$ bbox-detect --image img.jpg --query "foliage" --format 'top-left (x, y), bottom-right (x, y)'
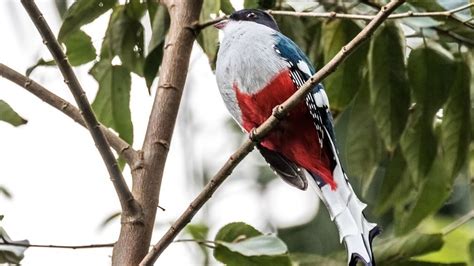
top-left (15, 0), bottom-right (474, 265)
top-left (0, 216), bottom-right (29, 264)
top-left (0, 100), bottom-right (27, 127)
top-left (213, 222), bottom-right (291, 266)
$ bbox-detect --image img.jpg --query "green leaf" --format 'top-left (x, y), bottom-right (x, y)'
top-left (221, 0), bottom-right (235, 14)
top-left (374, 233), bottom-right (444, 264)
top-left (400, 109), bottom-right (438, 185)
top-left (0, 226), bottom-right (28, 264)
top-left (393, 261), bottom-right (466, 266)
top-left (125, 0), bottom-right (146, 20)
top-left (278, 207), bottom-right (342, 255)
top-left (243, 0), bottom-right (258, 8)
top-left (219, 235), bottom-right (288, 257)
top-left (54, 0), bottom-right (68, 19)
top-left (0, 186), bottom-right (12, 199)
top-left (58, 0), bottom-right (117, 42)
top-left (197, 0), bottom-right (220, 69)
top-left (186, 224), bottom-right (209, 240)
top-left (368, 22), bottom-right (410, 151)
top-left (99, 211), bottom-right (121, 229)
top-left (469, 239), bottom-right (474, 265)
top-left (144, 4), bottom-right (170, 89)
top-left (25, 58), bottom-right (56, 77)
top-left (0, 100), bottom-right (27, 127)
top-left (109, 6), bottom-right (145, 76)
top-left (213, 222), bottom-right (291, 266)
top-left (290, 253), bottom-right (345, 266)
top-left (373, 148), bottom-right (411, 215)
top-left (402, 44), bottom-right (455, 182)
top-left (243, 0), bottom-right (275, 9)
top-left (215, 222), bottom-right (262, 242)
top-left (63, 30), bottom-right (96, 66)
top-left (395, 155), bottom-right (452, 234)
top-left (408, 44), bottom-right (455, 116)
top-left (91, 61), bottom-right (133, 145)
top-left (335, 81), bottom-right (383, 192)
top-left (322, 20), bottom-right (368, 111)
top-left (407, 0), bottom-right (445, 11)
top-left (441, 61), bottom-right (471, 178)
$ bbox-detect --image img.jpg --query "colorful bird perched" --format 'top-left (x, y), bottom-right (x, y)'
top-left (215, 9), bottom-right (380, 266)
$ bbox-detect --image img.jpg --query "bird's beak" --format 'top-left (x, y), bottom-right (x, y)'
top-left (214, 19), bottom-right (229, 30)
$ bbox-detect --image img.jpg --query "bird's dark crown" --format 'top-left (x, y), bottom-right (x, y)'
top-left (229, 9), bottom-right (279, 31)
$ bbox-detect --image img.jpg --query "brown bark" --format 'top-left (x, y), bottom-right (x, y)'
top-left (111, 0), bottom-right (203, 264)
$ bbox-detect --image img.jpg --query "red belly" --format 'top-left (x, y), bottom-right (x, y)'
top-left (234, 69), bottom-right (335, 188)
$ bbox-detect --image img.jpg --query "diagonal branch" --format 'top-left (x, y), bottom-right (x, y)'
top-left (0, 64), bottom-right (138, 167)
top-left (140, 0), bottom-right (406, 264)
top-left (20, 0), bottom-right (142, 222)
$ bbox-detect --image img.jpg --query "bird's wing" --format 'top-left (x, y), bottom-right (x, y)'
top-left (257, 144), bottom-right (308, 190)
top-left (273, 33), bottom-right (337, 175)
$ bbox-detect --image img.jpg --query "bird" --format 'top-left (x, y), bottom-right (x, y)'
top-left (214, 9), bottom-right (380, 266)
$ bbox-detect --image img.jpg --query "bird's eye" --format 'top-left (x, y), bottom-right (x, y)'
top-left (246, 12), bottom-right (257, 19)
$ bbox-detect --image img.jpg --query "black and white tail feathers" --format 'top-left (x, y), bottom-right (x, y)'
top-left (307, 127), bottom-right (380, 266)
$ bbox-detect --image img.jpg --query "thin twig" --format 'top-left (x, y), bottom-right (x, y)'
top-left (141, 1), bottom-right (405, 264)
top-left (20, 0), bottom-right (142, 222)
top-left (0, 64), bottom-right (138, 166)
top-left (0, 240), bottom-right (115, 249)
top-left (268, 3), bottom-right (474, 29)
top-left (191, 16), bottom-right (228, 33)
top-left (361, 0), bottom-right (474, 47)
top-left (174, 239), bottom-right (216, 249)
top-left (0, 238), bottom-right (215, 250)
top-left (196, 3), bottom-right (474, 28)
top-left (442, 210), bottom-right (474, 235)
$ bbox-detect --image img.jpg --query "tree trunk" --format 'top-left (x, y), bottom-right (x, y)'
top-left (111, 0), bottom-right (203, 264)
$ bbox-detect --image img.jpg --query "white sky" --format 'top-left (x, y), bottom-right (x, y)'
top-left (0, 1), bottom-right (318, 265)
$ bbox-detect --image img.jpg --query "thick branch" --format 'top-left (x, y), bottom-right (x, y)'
top-left (20, 0), bottom-right (141, 222)
top-left (0, 64), bottom-right (138, 166)
top-left (112, 0), bottom-right (203, 264)
top-left (141, 0), bottom-right (406, 264)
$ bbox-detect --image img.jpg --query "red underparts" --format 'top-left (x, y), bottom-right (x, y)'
top-left (234, 69), bottom-right (336, 189)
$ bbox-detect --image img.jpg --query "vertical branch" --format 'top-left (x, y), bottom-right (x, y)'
top-left (20, 0), bottom-right (141, 221)
top-left (111, 0), bottom-right (203, 264)
top-left (140, 0), bottom-right (406, 264)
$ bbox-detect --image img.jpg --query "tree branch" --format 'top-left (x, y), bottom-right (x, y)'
top-left (0, 239), bottom-right (115, 249)
top-left (442, 209), bottom-right (474, 235)
top-left (112, 0), bottom-right (203, 264)
top-left (267, 2), bottom-right (473, 27)
top-left (141, 0), bottom-right (406, 264)
top-left (20, 0), bottom-right (142, 222)
top-left (196, 3), bottom-right (474, 45)
top-left (0, 64), bottom-right (138, 167)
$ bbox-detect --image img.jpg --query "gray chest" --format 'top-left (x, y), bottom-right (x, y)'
top-left (215, 22), bottom-right (288, 124)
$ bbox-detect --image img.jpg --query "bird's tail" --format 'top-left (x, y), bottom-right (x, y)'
top-left (308, 166), bottom-right (380, 265)
top-left (308, 131), bottom-right (380, 265)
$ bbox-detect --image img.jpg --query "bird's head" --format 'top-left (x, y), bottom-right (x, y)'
top-left (214, 9), bottom-right (279, 32)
